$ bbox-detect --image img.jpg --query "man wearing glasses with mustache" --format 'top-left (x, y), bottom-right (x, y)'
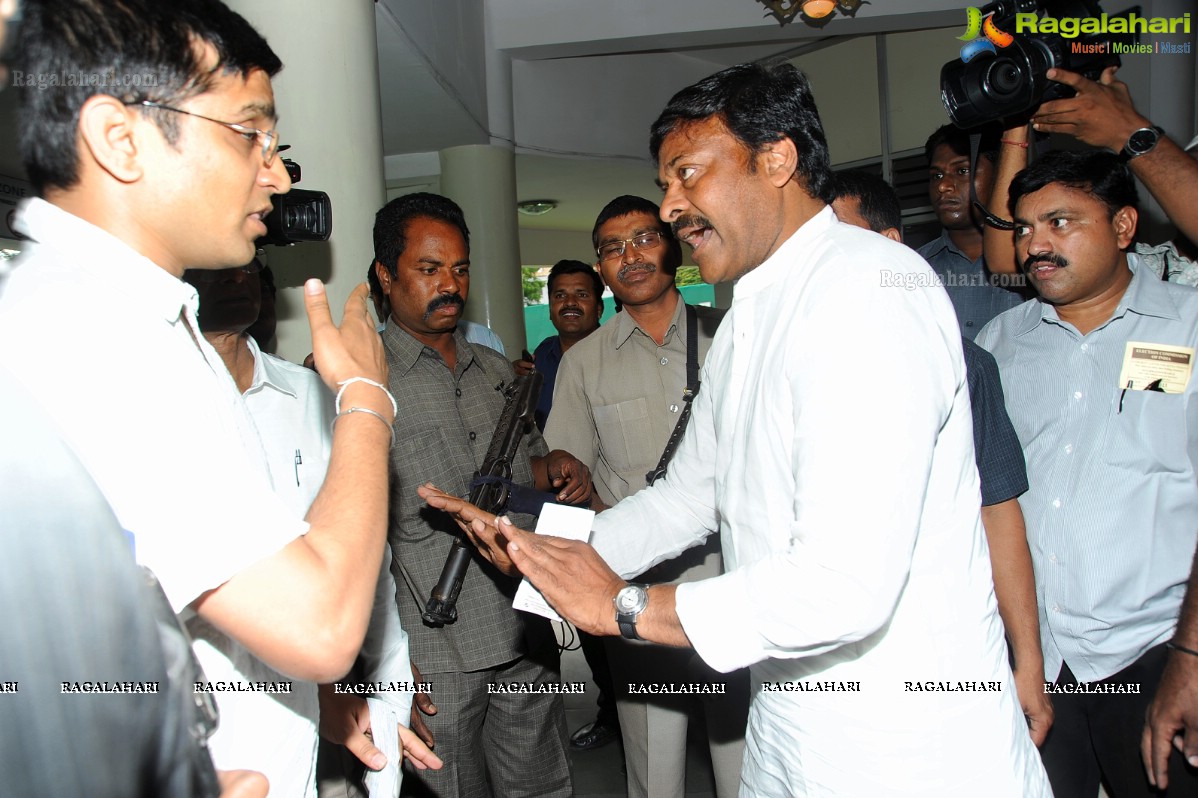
top-left (544, 195), bottom-right (745, 798)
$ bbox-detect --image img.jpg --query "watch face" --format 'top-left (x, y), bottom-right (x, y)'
top-left (616, 585), bottom-right (646, 613)
top-left (1128, 127), bottom-right (1159, 155)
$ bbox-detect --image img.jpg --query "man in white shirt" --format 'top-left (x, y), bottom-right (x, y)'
top-left (185, 261), bottom-right (439, 794)
top-left (0, 1), bottom-right (436, 792)
top-left (422, 62), bottom-right (1052, 796)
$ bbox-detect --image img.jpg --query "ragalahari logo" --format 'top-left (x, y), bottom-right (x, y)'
top-left (957, 7), bottom-right (1015, 62)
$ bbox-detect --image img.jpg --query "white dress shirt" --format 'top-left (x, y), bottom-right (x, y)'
top-left (0, 199), bottom-right (310, 797)
top-left (203, 338), bottom-right (412, 796)
top-left (0, 199), bottom-right (307, 608)
top-left (590, 208), bottom-right (1051, 796)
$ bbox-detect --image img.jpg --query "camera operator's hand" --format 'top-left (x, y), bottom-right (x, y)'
top-left (1032, 66), bottom-right (1198, 248)
top-left (1031, 66), bottom-right (1150, 152)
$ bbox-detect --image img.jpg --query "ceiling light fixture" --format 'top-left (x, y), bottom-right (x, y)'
top-left (757, 0), bottom-right (865, 25)
top-left (802, 0), bottom-right (836, 17)
top-left (517, 199), bottom-right (558, 216)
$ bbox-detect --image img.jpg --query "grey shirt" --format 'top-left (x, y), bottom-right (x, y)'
top-left (382, 325), bottom-right (550, 675)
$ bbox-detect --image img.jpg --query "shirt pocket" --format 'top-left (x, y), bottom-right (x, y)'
top-left (390, 426), bottom-right (462, 538)
top-left (593, 397), bottom-right (657, 474)
top-left (1102, 390), bottom-right (1190, 474)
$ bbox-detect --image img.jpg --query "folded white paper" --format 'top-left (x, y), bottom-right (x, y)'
top-left (512, 503), bottom-right (596, 621)
top-left (364, 697), bottom-right (401, 798)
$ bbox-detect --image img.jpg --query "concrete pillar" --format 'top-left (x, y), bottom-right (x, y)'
top-left (225, 0), bottom-right (386, 363)
top-left (439, 144), bottom-right (527, 355)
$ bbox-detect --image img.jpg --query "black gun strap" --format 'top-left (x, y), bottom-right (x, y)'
top-left (646, 303), bottom-right (699, 486)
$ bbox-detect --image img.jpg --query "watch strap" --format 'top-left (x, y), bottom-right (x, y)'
top-left (618, 620), bottom-right (641, 640)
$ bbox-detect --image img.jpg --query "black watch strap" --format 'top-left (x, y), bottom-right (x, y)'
top-left (618, 619), bottom-right (641, 640)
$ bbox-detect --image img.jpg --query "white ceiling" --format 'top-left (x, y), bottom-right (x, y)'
top-left (373, 0), bottom-right (965, 233)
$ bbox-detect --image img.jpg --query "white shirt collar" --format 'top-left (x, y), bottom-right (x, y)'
top-left (244, 334), bottom-right (298, 399)
top-left (16, 197), bottom-right (197, 324)
top-left (733, 205), bottom-right (835, 300)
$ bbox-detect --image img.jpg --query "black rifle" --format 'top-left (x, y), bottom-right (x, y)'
top-left (422, 371), bottom-right (543, 625)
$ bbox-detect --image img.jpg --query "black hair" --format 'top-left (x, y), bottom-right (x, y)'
top-left (16, 0), bottom-right (282, 195)
top-left (830, 171), bottom-right (903, 234)
top-left (1009, 150), bottom-right (1138, 219)
top-left (366, 259), bottom-right (391, 320)
top-left (547, 259), bottom-right (604, 314)
top-left (366, 259), bottom-right (383, 294)
top-left (649, 62), bottom-right (833, 203)
top-left (924, 122), bottom-right (1001, 166)
top-left (373, 192), bottom-right (470, 278)
top-left (591, 195), bottom-right (682, 276)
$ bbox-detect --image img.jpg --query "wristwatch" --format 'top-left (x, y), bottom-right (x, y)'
top-left (614, 583), bottom-right (649, 640)
top-left (1120, 125), bottom-right (1164, 161)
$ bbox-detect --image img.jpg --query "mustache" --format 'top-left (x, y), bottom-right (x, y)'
top-left (424, 293), bottom-right (464, 318)
top-left (670, 214), bottom-right (714, 239)
top-left (1021, 252), bottom-right (1069, 273)
top-left (617, 262), bottom-right (655, 282)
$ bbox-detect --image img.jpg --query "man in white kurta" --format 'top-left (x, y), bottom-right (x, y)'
top-left (420, 62), bottom-right (1051, 797)
top-left (586, 207), bottom-right (1048, 795)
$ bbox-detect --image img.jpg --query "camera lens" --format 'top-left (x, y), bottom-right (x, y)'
top-left (285, 205), bottom-right (317, 230)
top-left (983, 57), bottom-right (1024, 99)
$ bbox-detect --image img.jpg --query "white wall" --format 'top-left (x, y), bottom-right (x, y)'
top-left (513, 52), bottom-right (720, 160)
top-left (519, 227), bottom-right (595, 266)
top-left (883, 28), bottom-right (963, 153)
top-left (792, 36), bottom-right (882, 165)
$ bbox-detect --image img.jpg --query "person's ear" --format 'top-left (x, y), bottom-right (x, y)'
top-left (758, 137), bottom-right (800, 189)
top-left (374, 259), bottom-right (393, 293)
top-left (1112, 205), bottom-right (1137, 250)
top-left (77, 95), bottom-right (146, 184)
top-left (882, 227), bottom-right (903, 243)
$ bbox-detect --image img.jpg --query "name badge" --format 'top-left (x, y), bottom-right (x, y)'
top-left (1117, 342), bottom-right (1194, 394)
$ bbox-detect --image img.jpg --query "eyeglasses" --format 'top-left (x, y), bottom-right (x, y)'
top-left (597, 231), bottom-right (664, 262)
top-left (185, 260), bottom-right (264, 283)
top-left (135, 100), bottom-right (280, 167)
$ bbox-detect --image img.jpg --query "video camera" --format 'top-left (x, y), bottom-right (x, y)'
top-left (940, 0), bottom-right (1136, 128)
top-left (256, 157), bottom-right (332, 246)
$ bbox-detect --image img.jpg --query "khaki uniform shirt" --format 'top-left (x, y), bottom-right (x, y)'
top-left (546, 295), bottom-right (724, 582)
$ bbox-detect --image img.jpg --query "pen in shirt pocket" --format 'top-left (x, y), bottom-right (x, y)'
top-left (1119, 378), bottom-right (1166, 413)
top-left (294, 449), bottom-right (302, 486)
